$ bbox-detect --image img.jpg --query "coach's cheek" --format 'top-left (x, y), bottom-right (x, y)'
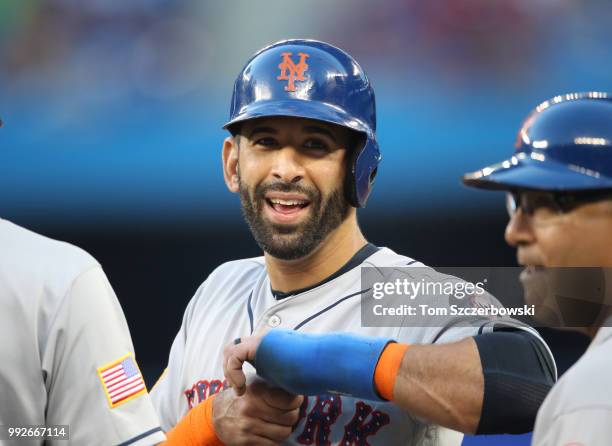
top-left (520, 267), bottom-right (562, 327)
top-left (548, 267), bottom-right (609, 327)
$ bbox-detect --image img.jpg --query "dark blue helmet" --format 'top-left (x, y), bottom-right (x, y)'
top-left (223, 39), bottom-right (380, 208)
top-left (463, 92), bottom-right (612, 191)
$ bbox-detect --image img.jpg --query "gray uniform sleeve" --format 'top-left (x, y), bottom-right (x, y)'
top-left (42, 266), bottom-right (165, 446)
top-left (534, 408), bottom-right (612, 446)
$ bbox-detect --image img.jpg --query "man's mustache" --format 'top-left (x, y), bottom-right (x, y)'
top-left (254, 182), bottom-right (319, 203)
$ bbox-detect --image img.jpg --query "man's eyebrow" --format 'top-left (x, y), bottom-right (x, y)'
top-left (248, 126), bottom-right (278, 138)
top-left (303, 125), bottom-right (337, 143)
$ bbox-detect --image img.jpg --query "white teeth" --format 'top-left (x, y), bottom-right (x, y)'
top-left (269, 199), bottom-right (307, 206)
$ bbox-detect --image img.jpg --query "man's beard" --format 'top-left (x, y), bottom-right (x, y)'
top-left (239, 177), bottom-right (351, 260)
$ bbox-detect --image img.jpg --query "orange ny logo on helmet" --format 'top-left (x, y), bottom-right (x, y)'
top-left (277, 52), bottom-right (310, 92)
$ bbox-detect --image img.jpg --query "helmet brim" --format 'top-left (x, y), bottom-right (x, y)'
top-left (223, 99), bottom-right (371, 137)
top-left (462, 154), bottom-right (612, 191)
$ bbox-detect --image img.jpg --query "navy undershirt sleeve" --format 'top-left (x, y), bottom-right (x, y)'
top-left (473, 329), bottom-right (555, 434)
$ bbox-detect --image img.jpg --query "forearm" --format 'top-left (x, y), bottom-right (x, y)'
top-left (391, 330), bottom-right (555, 435)
top-left (390, 338), bottom-right (483, 433)
top-left (250, 330), bottom-right (483, 431)
top-left (228, 329), bottom-right (553, 435)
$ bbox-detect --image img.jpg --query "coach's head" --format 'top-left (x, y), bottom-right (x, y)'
top-left (463, 92), bottom-right (612, 332)
top-left (221, 39), bottom-right (380, 261)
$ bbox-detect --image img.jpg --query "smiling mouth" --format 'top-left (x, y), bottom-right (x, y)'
top-left (265, 198), bottom-right (310, 214)
top-left (263, 197), bottom-right (312, 225)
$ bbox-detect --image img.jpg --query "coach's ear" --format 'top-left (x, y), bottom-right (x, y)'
top-left (222, 136), bottom-right (240, 193)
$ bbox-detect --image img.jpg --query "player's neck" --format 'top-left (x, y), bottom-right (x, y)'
top-left (265, 214), bottom-right (367, 293)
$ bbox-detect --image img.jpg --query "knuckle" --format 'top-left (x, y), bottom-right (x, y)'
top-left (249, 380), bottom-right (265, 395)
top-left (282, 413), bottom-right (299, 426)
top-left (241, 419), bottom-right (257, 435)
top-left (236, 419), bottom-right (249, 434)
top-left (283, 426), bottom-right (292, 438)
top-left (287, 408), bottom-right (300, 423)
top-left (241, 403), bottom-right (258, 418)
top-left (290, 398), bottom-right (304, 410)
top-left (274, 426), bottom-right (292, 440)
top-left (237, 402), bottom-right (252, 417)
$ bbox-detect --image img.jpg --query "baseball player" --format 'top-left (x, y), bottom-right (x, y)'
top-left (0, 218), bottom-right (165, 445)
top-left (462, 92), bottom-right (612, 445)
top-left (151, 39), bottom-right (556, 445)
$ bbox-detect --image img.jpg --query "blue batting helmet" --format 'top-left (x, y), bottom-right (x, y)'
top-left (223, 39), bottom-right (380, 208)
top-left (463, 92), bottom-right (612, 191)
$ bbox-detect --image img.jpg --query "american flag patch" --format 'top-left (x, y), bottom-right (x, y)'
top-left (97, 354), bottom-right (147, 408)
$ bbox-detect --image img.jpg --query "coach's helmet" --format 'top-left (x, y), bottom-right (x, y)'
top-left (463, 92), bottom-right (612, 192)
top-left (223, 39), bottom-right (380, 208)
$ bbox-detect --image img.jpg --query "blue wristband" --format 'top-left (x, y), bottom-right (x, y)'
top-left (253, 329), bottom-right (392, 401)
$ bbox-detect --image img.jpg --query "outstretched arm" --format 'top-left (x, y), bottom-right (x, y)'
top-left (224, 329), bottom-right (554, 435)
top-left (224, 332), bottom-right (481, 433)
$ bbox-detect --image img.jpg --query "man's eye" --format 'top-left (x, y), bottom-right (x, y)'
top-left (531, 195), bottom-right (559, 211)
top-left (254, 137), bottom-right (277, 147)
top-left (303, 139), bottom-right (329, 151)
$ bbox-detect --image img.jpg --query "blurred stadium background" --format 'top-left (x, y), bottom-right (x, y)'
top-left (2, 1), bottom-right (608, 443)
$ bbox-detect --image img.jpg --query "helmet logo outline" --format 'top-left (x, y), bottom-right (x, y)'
top-left (277, 52), bottom-right (310, 92)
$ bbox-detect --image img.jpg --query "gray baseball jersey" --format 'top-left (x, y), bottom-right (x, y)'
top-left (0, 219), bottom-right (165, 446)
top-left (152, 244), bottom-right (550, 446)
top-left (532, 319), bottom-right (612, 446)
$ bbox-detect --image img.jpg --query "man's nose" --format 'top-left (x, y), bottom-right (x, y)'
top-left (270, 146), bottom-right (305, 184)
top-left (505, 209), bottom-right (536, 247)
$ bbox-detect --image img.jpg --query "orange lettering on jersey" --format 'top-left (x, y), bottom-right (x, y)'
top-left (277, 52), bottom-right (310, 92)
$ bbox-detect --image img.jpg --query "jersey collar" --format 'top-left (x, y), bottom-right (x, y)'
top-left (271, 243), bottom-right (380, 300)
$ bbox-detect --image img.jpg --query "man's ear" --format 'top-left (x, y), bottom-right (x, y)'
top-left (222, 136), bottom-right (240, 193)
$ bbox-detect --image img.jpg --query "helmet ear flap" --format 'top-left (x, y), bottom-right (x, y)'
top-left (344, 132), bottom-right (380, 208)
top-left (344, 144), bottom-right (361, 208)
top-left (369, 167), bottom-right (378, 184)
